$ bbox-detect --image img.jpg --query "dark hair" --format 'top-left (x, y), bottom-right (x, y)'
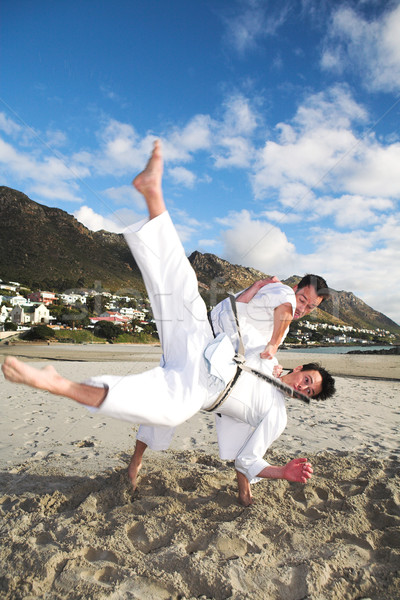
top-left (297, 274), bottom-right (330, 302)
top-left (301, 362), bottom-right (336, 400)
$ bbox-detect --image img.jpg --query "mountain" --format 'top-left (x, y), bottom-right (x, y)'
top-left (1, 186), bottom-right (399, 337)
top-left (0, 186), bottom-right (145, 294)
top-left (188, 250), bottom-right (271, 305)
top-left (189, 254), bottom-right (400, 336)
top-left (281, 276), bottom-right (400, 335)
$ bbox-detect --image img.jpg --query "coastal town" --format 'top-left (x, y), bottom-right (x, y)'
top-left (0, 278), bottom-right (396, 346)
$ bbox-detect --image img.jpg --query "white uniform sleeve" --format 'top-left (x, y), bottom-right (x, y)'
top-left (243, 283), bottom-right (296, 319)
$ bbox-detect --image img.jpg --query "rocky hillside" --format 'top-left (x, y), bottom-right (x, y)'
top-left (1, 186), bottom-right (399, 336)
top-left (0, 186), bottom-right (145, 293)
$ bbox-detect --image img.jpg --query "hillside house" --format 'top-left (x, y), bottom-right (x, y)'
top-left (10, 295), bottom-right (28, 307)
top-left (0, 283), bottom-right (18, 292)
top-left (91, 311), bottom-right (130, 326)
top-left (0, 304), bottom-right (11, 324)
top-left (27, 291), bottom-right (57, 305)
top-left (119, 307), bottom-right (146, 320)
top-left (59, 293), bottom-right (87, 305)
top-left (11, 303), bottom-right (51, 325)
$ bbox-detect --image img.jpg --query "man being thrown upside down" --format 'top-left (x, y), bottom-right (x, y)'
top-left (2, 140), bottom-right (335, 506)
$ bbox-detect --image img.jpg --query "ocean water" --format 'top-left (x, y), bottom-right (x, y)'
top-left (282, 345), bottom-right (394, 355)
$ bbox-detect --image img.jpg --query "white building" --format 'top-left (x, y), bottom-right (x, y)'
top-left (11, 303), bottom-right (51, 325)
top-left (59, 293), bottom-right (87, 305)
top-left (10, 295), bottom-right (29, 307)
top-left (119, 307), bottom-right (146, 320)
top-left (0, 304), bottom-right (11, 323)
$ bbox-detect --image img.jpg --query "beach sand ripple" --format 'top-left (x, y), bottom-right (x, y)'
top-left (1, 348), bottom-right (399, 598)
top-left (0, 450), bottom-right (399, 600)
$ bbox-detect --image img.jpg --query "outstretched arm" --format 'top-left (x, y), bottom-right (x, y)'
top-left (260, 302), bottom-right (293, 359)
top-left (236, 276), bottom-right (280, 303)
top-left (236, 458), bottom-right (313, 506)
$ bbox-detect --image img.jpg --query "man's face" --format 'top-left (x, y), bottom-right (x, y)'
top-left (282, 366), bottom-right (323, 398)
top-left (293, 285), bottom-right (323, 320)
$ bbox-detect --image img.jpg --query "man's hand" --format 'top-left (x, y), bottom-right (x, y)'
top-left (236, 276), bottom-right (280, 304)
top-left (272, 363), bottom-right (283, 378)
top-left (283, 458), bottom-right (313, 483)
top-left (260, 302), bottom-right (293, 360)
top-left (260, 343), bottom-right (278, 360)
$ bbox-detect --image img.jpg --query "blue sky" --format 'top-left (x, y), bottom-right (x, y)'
top-left (1, 0), bottom-right (400, 324)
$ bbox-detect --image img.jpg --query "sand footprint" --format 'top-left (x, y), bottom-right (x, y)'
top-left (93, 565), bottom-right (119, 584)
top-left (85, 547), bottom-right (119, 564)
top-left (127, 521), bottom-right (174, 554)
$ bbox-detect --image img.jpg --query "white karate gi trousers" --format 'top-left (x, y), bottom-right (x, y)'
top-left (88, 211), bottom-right (219, 427)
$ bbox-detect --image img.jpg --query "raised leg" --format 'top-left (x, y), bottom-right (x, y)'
top-left (2, 357), bottom-right (107, 407)
top-left (132, 140), bottom-right (165, 220)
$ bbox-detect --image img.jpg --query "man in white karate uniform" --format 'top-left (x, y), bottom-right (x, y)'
top-left (2, 141), bottom-right (335, 506)
top-left (127, 142), bottom-right (332, 505)
top-left (133, 271), bottom-right (330, 503)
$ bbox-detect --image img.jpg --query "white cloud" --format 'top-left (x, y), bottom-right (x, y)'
top-left (29, 183), bottom-right (82, 203)
top-left (219, 209), bottom-right (296, 274)
top-left (74, 206), bottom-right (119, 232)
top-left (45, 129), bottom-right (67, 148)
top-left (216, 206), bottom-right (400, 323)
top-left (0, 137), bottom-right (89, 202)
top-left (278, 182), bottom-right (317, 211)
top-left (73, 205), bottom-right (142, 233)
top-left (264, 210), bottom-right (302, 224)
top-left (212, 94), bottom-right (259, 168)
top-left (198, 239), bottom-right (219, 248)
top-left (214, 136), bottom-right (253, 168)
top-left (221, 94), bottom-right (259, 136)
top-left (222, 0), bottom-right (289, 55)
top-left (0, 112), bottom-right (21, 136)
top-left (168, 166), bottom-right (196, 188)
top-left (252, 87), bottom-right (365, 200)
top-left (251, 86), bottom-right (400, 229)
top-left (162, 115), bottom-right (213, 164)
top-left (97, 120), bottom-right (143, 172)
top-left (292, 85), bottom-right (368, 130)
top-left (253, 126), bottom-right (357, 196)
top-left (344, 141), bottom-right (400, 197)
top-left (293, 216), bottom-right (400, 324)
top-left (322, 4), bottom-right (400, 93)
top-left (315, 195), bottom-right (394, 228)
top-left (174, 223), bottom-right (199, 244)
top-left (170, 208), bottom-right (207, 243)
top-left (169, 114), bottom-right (213, 154)
top-left (103, 184), bottom-right (146, 210)
top-left (171, 208), bottom-right (210, 237)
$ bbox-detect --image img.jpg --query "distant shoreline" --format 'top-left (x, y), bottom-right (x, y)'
top-left (282, 343), bottom-right (396, 350)
top-left (346, 346), bottom-right (400, 355)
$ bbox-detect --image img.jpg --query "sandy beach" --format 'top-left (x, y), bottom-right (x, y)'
top-left (1, 344), bottom-right (399, 599)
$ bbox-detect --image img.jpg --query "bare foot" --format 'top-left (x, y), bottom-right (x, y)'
top-left (127, 457), bottom-right (142, 492)
top-left (2, 356), bottom-right (107, 407)
top-left (2, 356), bottom-right (63, 392)
top-left (238, 491), bottom-right (254, 507)
top-left (133, 140), bottom-right (165, 219)
top-left (127, 440), bottom-right (148, 491)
